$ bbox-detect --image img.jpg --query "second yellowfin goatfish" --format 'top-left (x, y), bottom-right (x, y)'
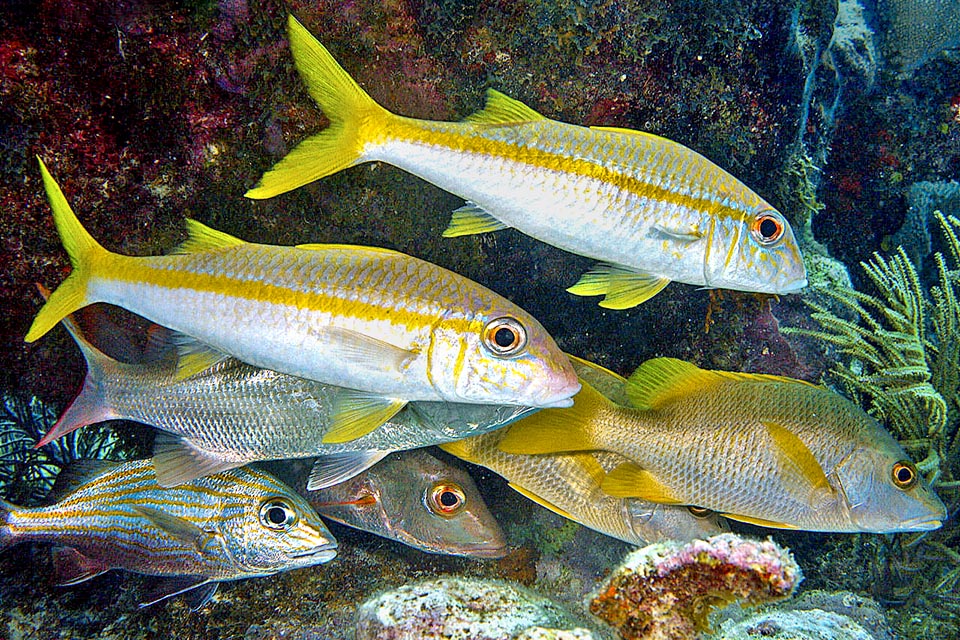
top-left (25, 159), bottom-right (579, 444)
top-left (499, 358), bottom-right (946, 533)
top-left (0, 460), bottom-right (336, 609)
top-left (245, 16), bottom-right (807, 308)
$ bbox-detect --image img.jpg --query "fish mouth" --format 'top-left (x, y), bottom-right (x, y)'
top-left (293, 544), bottom-right (339, 563)
top-left (459, 542), bottom-right (509, 559)
top-left (896, 515), bottom-right (944, 532)
top-left (779, 278), bottom-right (808, 293)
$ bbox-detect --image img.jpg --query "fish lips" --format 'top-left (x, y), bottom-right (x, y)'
top-left (292, 543), bottom-right (339, 563)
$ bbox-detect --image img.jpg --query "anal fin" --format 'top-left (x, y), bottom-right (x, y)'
top-left (566, 263), bottom-right (670, 309)
top-left (600, 462), bottom-right (684, 504)
top-left (508, 483), bottom-right (575, 521)
top-left (53, 547), bottom-right (112, 586)
top-left (152, 432), bottom-right (244, 488)
top-left (138, 575), bottom-right (217, 609)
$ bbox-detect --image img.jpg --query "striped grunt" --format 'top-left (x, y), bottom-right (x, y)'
top-left (442, 357), bottom-right (724, 545)
top-left (36, 305), bottom-right (535, 488)
top-left (498, 358), bottom-right (946, 533)
top-left (0, 459), bottom-right (337, 609)
top-left (245, 15), bottom-right (807, 308)
top-left (25, 159), bottom-right (579, 444)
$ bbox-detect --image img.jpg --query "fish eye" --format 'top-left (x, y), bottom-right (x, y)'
top-left (751, 210), bottom-right (786, 246)
top-left (259, 498), bottom-right (298, 530)
top-left (891, 461), bottom-right (918, 489)
top-left (482, 317), bottom-right (527, 358)
top-left (426, 482), bottom-right (466, 516)
top-left (687, 505), bottom-right (714, 519)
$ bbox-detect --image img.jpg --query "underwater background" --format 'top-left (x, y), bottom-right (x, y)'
top-left (1, 0), bottom-right (959, 638)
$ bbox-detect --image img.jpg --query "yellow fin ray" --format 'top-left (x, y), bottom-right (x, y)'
top-left (625, 358), bottom-right (726, 410)
top-left (600, 462), bottom-right (684, 504)
top-left (566, 263), bottom-right (670, 309)
top-left (721, 513), bottom-right (800, 530)
top-left (497, 381), bottom-right (610, 455)
top-left (26, 158), bottom-right (113, 343)
top-left (324, 391), bottom-right (406, 444)
top-left (442, 202), bottom-right (509, 238)
top-left (464, 89), bottom-right (545, 125)
top-left (508, 482), bottom-right (575, 521)
top-left (245, 15), bottom-right (389, 199)
top-left (763, 420), bottom-right (834, 499)
top-left (173, 219), bottom-right (245, 254)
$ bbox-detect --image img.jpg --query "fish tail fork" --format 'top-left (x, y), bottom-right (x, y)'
top-left (245, 15), bottom-right (391, 199)
top-left (25, 158), bottom-right (111, 344)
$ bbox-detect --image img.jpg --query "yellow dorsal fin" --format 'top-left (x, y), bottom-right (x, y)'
top-left (464, 89), bottom-right (545, 125)
top-left (762, 420), bottom-right (833, 497)
top-left (508, 483), bottom-right (575, 521)
top-left (600, 462), bottom-right (684, 504)
top-left (627, 358), bottom-right (823, 411)
top-left (625, 358), bottom-right (724, 410)
top-left (497, 381), bottom-right (610, 455)
top-left (295, 243), bottom-right (403, 256)
top-left (721, 512), bottom-right (800, 530)
top-left (566, 263), bottom-right (671, 309)
top-left (173, 219), bottom-right (245, 254)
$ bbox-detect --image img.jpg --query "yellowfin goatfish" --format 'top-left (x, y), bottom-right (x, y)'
top-left (283, 450), bottom-right (507, 558)
top-left (0, 459), bottom-right (337, 609)
top-left (499, 358), bottom-right (946, 533)
top-left (35, 306), bottom-right (535, 488)
top-left (442, 357), bottom-right (724, 545)
top-left (245, 15), bottom-right (807, 308)
top-left (25, 159), bottom-right (579, 445)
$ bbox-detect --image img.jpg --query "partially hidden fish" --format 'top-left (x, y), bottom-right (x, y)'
top-left (0, 459), bottom-right (337, 609)
top-left (35, 306), bottom-right (536, 489)
top-left (25, 158), bottom-right (579, 446)
top-left (441, 357), bottom-right (724, 545)
top-left (245, 15), bottom-right (807, 309)
top-left (498, 358), bottom-right (946, 533)
top-left (274, 450), bottom-right (507, 558)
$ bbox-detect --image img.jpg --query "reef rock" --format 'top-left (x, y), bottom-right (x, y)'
top-left (711, 609), bottom-right (875, 640)
top-left (588, 533), bottom-right (802, 640)
top-left (355, 577), bottom-right (577, 640)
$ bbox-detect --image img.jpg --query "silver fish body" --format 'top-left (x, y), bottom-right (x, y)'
top-left (0, 459), bottom-right (337, 607)
top-left (277, 450), bottom-right (507, 558)
top-left (40, 315), bottom-right (535, 488)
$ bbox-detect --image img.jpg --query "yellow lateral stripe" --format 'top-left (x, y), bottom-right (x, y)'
top-left (389, 117), bottom-right (751, 223)
top-left (111, 258), bottom-right (479, 333)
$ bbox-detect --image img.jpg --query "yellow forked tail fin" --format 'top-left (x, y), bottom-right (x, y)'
top-left (245, 15), bottom-right (390, 199)
top-left (25, 158), bottom-right (111, 343)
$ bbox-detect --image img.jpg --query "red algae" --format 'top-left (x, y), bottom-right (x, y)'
top-left (588, 533), bottom-right (801, 640)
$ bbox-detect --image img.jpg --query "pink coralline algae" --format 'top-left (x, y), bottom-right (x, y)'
top-left (588, 533), bottom-right (802, 640)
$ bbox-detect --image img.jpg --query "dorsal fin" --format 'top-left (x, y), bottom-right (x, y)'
top-left (625, 358), bottom-right (723, 410)
top-left (172, 219), bottom-right (245, 254)
top-left (45, 460), bottom-right (118, 503)
top-left (464, 89), bottom-right (545, 125)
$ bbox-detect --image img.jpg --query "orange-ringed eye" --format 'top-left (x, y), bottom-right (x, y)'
top-left (483, 317), bottom-right (527, 357)
top-left (751, 210), bottom-right (786, 246)
top-left (427, 483), bottom-right (466, 516)
top-left (891, 461), bottom-right (918, 489)
top-left (687, 506), bottom-right (713, 519)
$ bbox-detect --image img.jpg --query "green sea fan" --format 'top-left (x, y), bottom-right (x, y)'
top-left (0, 391), bottom-right (125, 505)
top-left (785, 212), bottom-right (960, 484)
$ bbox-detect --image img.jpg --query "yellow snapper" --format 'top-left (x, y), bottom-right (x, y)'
top-left (25, 159), bottom-right (579, 443)
top-left (0, 459), bottom-right (336, 609)
top-left (245, 15), bottom-right (807, 309)
top-left (499, 358), bottom-right (946, 533)
top-left (443, 355), bottom-right (724, 544)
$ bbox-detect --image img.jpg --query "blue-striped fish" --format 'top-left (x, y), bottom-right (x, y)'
top-left (35, 307), bottom-right (535, 488)
top-left (0, 460), bottom-right (337, 609)
top-left (280, 450), bottom-right (507, 558)
top-left (245, 15), bottom-right (807, 308)
top-left (25, 159), bottom-right (579, 445)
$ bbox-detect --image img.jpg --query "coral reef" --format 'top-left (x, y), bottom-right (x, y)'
top-left (711, 609), bottom-right (875, 640)
top-left (355, 576), bottom-right (581, 640)
top-left (516, 628), bottom-right (598, 640)
top-left (588, 534), bottom-right (801, 640)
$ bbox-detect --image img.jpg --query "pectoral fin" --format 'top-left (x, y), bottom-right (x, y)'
top-left (319, 327), bottom-right (417, 374)
top-left (763, 420), bottom-right (834, 501)
top-left (152, 432), bottom-right (244, 488)
top-left (720, 512), bottom-right (800, 530)
top-left (600, 462), bottom-right (684, 504)
top-left (567, 263), bottom-right (670, 309)
top-left (651, 223), bottom-right (704, 243)
top-left (442, 202), bottom-right (509, 238)
top-left (324, 391), bottom-right (406, 444)
top-left (306, 450), bottom-right (392, 490)
top-left (133, 505), bottom-right (211, 550)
